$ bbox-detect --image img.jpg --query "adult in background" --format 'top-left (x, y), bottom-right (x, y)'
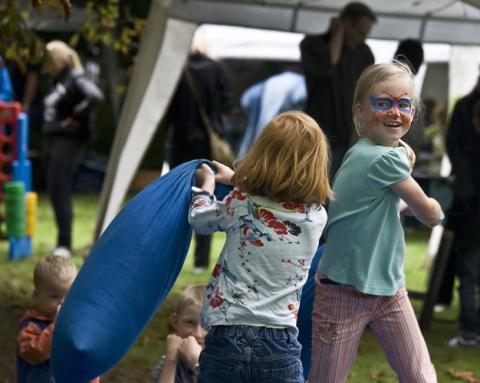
top-left (300, 2), bottom-right (376, 179)
top-left (165, 33), bottom-right (233, 272)
top-left (445, 74), bottom-right (480, 347)
top-left (394, 38), bottom-right (424, 76)
top-left (238, 64), bottom-right (306, 157)
top-left (43, 40), bottom-right (104, 257)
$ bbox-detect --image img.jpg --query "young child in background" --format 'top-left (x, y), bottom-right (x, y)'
top-left (189, 111), bottom-right (332, 383)
top-left (153, 285), bottom-right (207, 383)
top-left (17, 255), bottom-right (100, 383)
top-left (309, 62), bottom-right (444, 382)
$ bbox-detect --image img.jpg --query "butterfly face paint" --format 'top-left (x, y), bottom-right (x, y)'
top-left (359, 76), bottom-right (415, 147)
top-left (370, 96), bottom-right (413, 115)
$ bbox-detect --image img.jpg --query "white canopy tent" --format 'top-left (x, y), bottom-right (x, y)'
top-left (94, 0), bottom-right (480, 237)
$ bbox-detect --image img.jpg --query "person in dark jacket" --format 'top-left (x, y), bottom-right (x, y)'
top-left (445, 76), bottom-right (480, 347)
top-left (43, 40), bottom-right (104, 257)
top-left (300, 2), bottom-right (376, 179)
top-left (165, 34), bottom-right (233, 272)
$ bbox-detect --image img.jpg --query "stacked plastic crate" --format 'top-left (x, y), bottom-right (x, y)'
top-left (0, 101), bottom-right (36, 260)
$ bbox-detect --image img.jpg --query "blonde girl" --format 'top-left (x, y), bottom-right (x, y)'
top-left (188, 111), bottom-right (332, 383)
top-left (309, 62), bottom-right (443, 383)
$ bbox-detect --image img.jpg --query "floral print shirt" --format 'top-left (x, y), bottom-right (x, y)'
top-left (188, 188), bottom-right (327, 329)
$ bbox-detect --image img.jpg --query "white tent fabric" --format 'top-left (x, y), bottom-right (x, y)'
top-left (194, 24), bottom-right (452, 63)
top-left (94, 4), bottom-right (197, 236)
top-left (95, 0), bottom-right (480, 236)
top-left (171, 0), bottom-right (480, 45)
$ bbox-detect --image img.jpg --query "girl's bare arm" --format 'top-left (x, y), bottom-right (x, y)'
top-left (392, 176), bottom-right (444, 227)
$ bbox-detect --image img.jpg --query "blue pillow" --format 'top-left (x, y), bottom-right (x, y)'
top-left (51, 160), bottom-right (231, 383)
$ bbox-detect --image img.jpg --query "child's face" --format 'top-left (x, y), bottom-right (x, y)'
top-left (34, 275), bottom-right (75, 317)
top-left (170, 305), bottom-right (207, 347)
top-left (357, 75), bottom-right (415, 147)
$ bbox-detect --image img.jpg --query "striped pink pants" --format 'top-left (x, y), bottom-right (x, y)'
top-left (309, 273), bottom-right (437, 383)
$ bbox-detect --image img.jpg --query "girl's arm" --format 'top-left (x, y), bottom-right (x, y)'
top-left (189, 164), bottom-right (232, 234)
top-left (212, 161), bottom-right (234, 186)
top-left (392, 176), bottom-right (444, 227)
top-left (195, 164), bottom-right (215, 194)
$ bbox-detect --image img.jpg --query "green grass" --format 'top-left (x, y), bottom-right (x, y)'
top-left (0, 194), bottom-right (478, 382)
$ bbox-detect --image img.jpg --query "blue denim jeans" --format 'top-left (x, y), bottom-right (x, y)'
top-left (455, 243), bottom-right (480, 339)
top-left (197, 325), bottom-right (304, 383)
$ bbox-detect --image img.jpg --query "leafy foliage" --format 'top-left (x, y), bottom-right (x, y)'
top-left (0, 1), bottom-right (46, 65)
top-left (0, 0), bottom-right (144, 68)
top-left (69, 0), bottom-right (144, 60)
top-left (31, 0), bottom-right (72, 21)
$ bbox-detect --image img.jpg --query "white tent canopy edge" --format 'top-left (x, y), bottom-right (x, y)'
top-left (171, 0), bottom-right (480, 45)
top-left (94, 9), bottom-right (198, 237)
top-left (94, 0), bottom-right (480, 237)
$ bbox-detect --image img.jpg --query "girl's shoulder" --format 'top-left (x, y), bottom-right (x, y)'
top-left (368, 148), bottom-right (410, 187)
top-left (226, 188), bottom-right (325, 218)
top-left (355, 138), bottom-right (408, 164)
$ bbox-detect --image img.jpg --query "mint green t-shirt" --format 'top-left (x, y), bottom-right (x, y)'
top-left (318, 138), bottom-right (411, 296)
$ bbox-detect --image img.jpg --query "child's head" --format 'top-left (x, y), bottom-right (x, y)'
top-left (33, 255), bottom-right (77, 317)
top-left (353, 61), bottom-right (417, 148)
top-left (232, 111), bottom-right (333, 205)
top-left (353, 61), bottom-right (418, 146)
top-left (170, 285), bottom-right (207, 346)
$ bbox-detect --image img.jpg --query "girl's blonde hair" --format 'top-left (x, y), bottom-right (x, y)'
top-left (352, 61), bottom-right (417, 168)
top-left (232, 111), bottom-right (333, 205)
top-left (46, 40), bottom-right (84, 73)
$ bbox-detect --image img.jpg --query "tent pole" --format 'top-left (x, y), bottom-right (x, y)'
top-left (94, 16), bottom-right (198, 239)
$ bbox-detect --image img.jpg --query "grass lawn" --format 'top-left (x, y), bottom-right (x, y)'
top-left (0, 193), bottom-right (478, 382)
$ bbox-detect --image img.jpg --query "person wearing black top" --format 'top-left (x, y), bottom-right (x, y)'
top-left (445, 76), bottom-right (480, 347)
top-left (43, 40), bottom-right (103, 257)
top-left (165, 35), bottom-right (233, 271)
top-left (300, 2), bottom-right (376, 180)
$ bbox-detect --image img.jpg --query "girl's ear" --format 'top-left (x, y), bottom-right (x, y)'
top-left (355, 102), bottom-right (365, 121)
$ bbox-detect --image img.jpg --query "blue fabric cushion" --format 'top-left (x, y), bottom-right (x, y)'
top-left (51, 157), bottom-right (317, 382)
top-left (51, 160), bottom-right (231, 383)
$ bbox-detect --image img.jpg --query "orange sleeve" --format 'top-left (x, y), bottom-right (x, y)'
top-left (17, 322), bottom-right (54, 365)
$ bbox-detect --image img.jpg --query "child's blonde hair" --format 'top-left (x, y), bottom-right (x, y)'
top-left (34, 255), bottom-right (77, 289)
top-left (46, 40), bottom-right (84, 73)
top-left (175, 284), bottom-right (207, 315)
top-left (232, 111), bottom-right (333, 205)
top-left (352, 61), bottom-right (417, 168)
